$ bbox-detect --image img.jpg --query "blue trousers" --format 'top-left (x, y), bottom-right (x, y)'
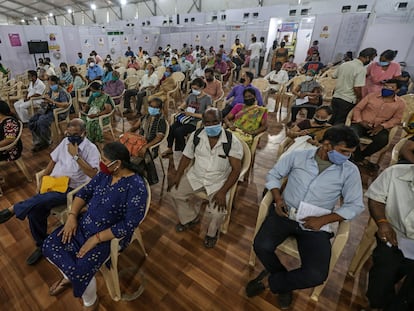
top-left (14, 191), bottom-right (68, 247)
top-left (253, 207), bottom-right (333, 294)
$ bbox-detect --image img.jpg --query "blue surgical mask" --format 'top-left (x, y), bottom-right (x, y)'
top-left (145, 69), bottom-right (149, 75)
top-left (327, 150), bottom-right (350, 165)
top-left (181, 57), bottom-right (186, 62)
top-left (204, 124), bottom-right (222, 137)
top-left (91, 91), bottom-right (101, 98)
top-left (192, 89), bottom-right (201, 96)
top-left (148, 107), bottom-right (160, 116)
top-left (50, 84), bottom-right (58, 91)
top-left (381, 88), bottom-right (395, 97)
top-left (378, 61), bottom-right (390, 67)
top-left (164, 72), bottom-right (171, 77)
top-left (67, 135), bottom-right (83, 145)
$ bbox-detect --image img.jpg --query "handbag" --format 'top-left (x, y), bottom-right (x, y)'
top-left (119, 132), bottom-right (147, 157)
top-left (175, 113), bottom-right (193, 125)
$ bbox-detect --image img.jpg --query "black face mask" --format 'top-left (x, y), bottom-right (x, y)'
top-left (240, 78), bottom-right (246, 84)
top-left (67, 135), bottom-right (84, 145)
top-left (313, 118), bottom-right (329, 125)
top-left (244, 98), bottom-right (255, 106)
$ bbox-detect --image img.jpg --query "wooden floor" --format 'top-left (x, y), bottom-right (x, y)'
top-left (0, 103), bottom-right (382, 311)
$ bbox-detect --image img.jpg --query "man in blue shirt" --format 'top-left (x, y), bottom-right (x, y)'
top-left (222, 71), bottom-right (263, 117)
top-left (86, 57), bottom-right (103, 83)
top-left (125, 46), bottom-right (134, 57)
top-left (246, 125), bottom-right (364, 309)
top-left (76, 52), bottom-right (86, 65)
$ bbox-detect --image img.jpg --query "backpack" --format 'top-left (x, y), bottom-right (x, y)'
top-left (193, 128), bottom-right (232, 157)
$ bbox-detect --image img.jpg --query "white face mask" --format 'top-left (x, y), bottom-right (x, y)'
top-left (89, 62), bottom-right (95, 67)
top-left (305, 76), bottom-right (313, 81)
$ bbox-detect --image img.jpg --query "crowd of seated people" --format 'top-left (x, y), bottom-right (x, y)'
top-left (0, 38), bottom-right (413, 311)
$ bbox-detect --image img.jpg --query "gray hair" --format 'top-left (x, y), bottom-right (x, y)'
top-left (68, 118), bottom-right (86, 132)
top-left (202, 107), bottom-right (222, 122)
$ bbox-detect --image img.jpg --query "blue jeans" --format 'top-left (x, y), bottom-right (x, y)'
top-left (14, 191), bottom-right (69, 247)
top-left (253, 206), bottom-right (333, 293)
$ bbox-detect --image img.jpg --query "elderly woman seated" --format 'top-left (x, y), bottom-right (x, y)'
top-left (102, 71), bottom-right (125, 105)
top-left (80, 82), bottom-right (114, 144)
top-left (161, 78), bottom-right (212, 157)
top-left (42, 142), bottom-right (148, 311)
top-left (223, 88), bottom-right (268, 146)
top-left (29, 75), bottom-right (70, 152)
top-left (287, 105), bottom-right (333, 146)
top-left (290, 69), bottom-right (322, 123)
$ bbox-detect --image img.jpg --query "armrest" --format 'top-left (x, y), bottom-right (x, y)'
top-left (66, 182), bottom-right (87, 211)
top-left (35, 169), bottom-right (48, 193)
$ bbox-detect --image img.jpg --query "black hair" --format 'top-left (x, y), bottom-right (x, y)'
top-left (315, 105), bottom-right (333, 115)
top-left (59, 62), bottom-right (67, 68)
top-left (243, 88), bottom-right (256, 98)
top-left (322, 125), bottom-right (359, 148)
top-left (384, 79), bottom-right (399, 86)
top-left (245, 71), bottom-right (254, 81)
top-left (149, 97), bottom-right (163, 108)
top-left (0, 100), bottom-right (12, 116)
top-left (89, 81), bottom-right (103, 90)
top-left (49, 75), bottom-right (59, 84)
top-left (28, 70), bottom-right (37, 78)
top-left (381, 49), bottom-right (398, 61)
top-left (275, 61), bottom-right (283, 67)
top-left (280, 41), bottom-right (286, 47)
top-left (204, 67), bottom-right (214, 75)
top-left (191, 77), bottom-right (206, 88)
top-left (104, 63), bottom-right (113, 72)
top-left (260, 37), bottom-right (265, 42)
top-left (272, 40), bottom-right (278, 50)
top-left (252, 37), bottom-right (257, 42)
top-left (359, 48), bottom-right (377, 58)
top-left (103, 142), bottom-right (144, 175)
top-left (313, 40), bottom-right (319, 45)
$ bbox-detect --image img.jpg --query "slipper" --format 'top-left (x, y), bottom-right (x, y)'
top-left (49, 278), bottom-right (72, 296)
top-left (175, 216), bottom-right (200, 232)
top-left (204, 231), bottom-right (219, 248)
top-left (161, 150), bottom-right (173, 158)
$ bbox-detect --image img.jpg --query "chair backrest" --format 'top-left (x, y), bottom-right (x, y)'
top-left (318, 77), bottom-right (336, 101)
top-left (252, 78), bottom-right (270, 93)
top-left (140, 177), bottom-right (152, 225)
top-left (125, 76), bottom-right (140, 89)
top-left (136, 69), bottom-right (146, 81)
top-left (148, 118), bottom-right (170, 158)
top-left (287, 75), bottom-right (306, 91)
top-left (172, 71), bottom-right (185, 83)
top-left (390, 135), bottom-right (412, 165)
top-left (156, 66), bottom-right (166, 80)
top-left (401, 94), bottom-right (414, 122)
top-left (239, 139), bottom-right (252, 180)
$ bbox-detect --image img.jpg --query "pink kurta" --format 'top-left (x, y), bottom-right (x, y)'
top-left (363, 61), bottom-right (401, 97)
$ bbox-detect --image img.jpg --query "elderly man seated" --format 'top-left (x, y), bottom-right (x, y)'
top-left (102, 70), bottom-right (125, 105)
top-left (0, 119), bottom-right (100, 265)
top-left (365, 164), bottom-right (414, 311)
top-left (351, 79), bottom-right (405, 169)
top-left (264, 61), bottom-right (289, 92)
top-left (29, 75), bottom-right (70, 152)
top-left (14, 70), bottom-right (46, 123)
top-left (168, 108), bottom-right (243, 248)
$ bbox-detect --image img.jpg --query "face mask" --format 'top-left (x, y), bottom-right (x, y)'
top-left (204, 124), bottom-right (222, 137)
top-left (89, 62), bottom-right (95, 67)
top-left (240, 78), bottom-right (246, 84)
top-left (313, 117), bottom-right (329, 125)
top-left (381, 88), bottom-right (395, 97)
top-left (378, 61), bottom-right (389, 67)
top-left (106, 58), bottom-right (111, 61)
top-left (145, 69), bottom-right (149, 75)
top-left (328, 150), bottom-right (350, 165)
top-left (244, 98), bottom-right (255, 106)
top-left (181, 57), bottom-right (186, 62)
top-left (78, 55), bottom-right (82, 58)
top-left (289, 58), bottom-right (294, 62)
top-left (91, 91), bottom-right (101, 98)
top-left (164, 72), bottom-right (171, 78)
top-left (50, 84), bottom-right (58, 91)
top-left (99, 160), bottom-right (116, 175)
top-left (148, 107), bottom-right (160, 116)
top-left (305, 76), bottom-right (313, 81)
top-left (192, 89), bottom-right (201, 96)
top-left (112, 76), bottom-right (119, 81)
top-left (67, 135), bottom-right (83, 145)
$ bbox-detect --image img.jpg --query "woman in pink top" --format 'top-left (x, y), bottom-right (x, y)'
top-left (363, 50), bottom-right (401, 97)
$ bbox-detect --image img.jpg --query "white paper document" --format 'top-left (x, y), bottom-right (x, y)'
top-left (295, 96), bottom-right (309, 106)
top-left (296, 201), bottom-right (332, 232)
top-left (186, 107), bottom-right (196, 113)
top-left (397, 234), bottom-right (414, 260)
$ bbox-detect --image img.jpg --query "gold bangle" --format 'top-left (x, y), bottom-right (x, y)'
top-left (376, 218), bottom-right (389, 224)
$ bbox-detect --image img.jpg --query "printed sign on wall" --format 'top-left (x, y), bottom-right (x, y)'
top-left (8, 34), bottom-right (21, 47)
top-left (48, 33), bottom-right (61, 50)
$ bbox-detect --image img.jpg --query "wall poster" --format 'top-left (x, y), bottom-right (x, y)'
top-left (8, 33), bottom-right (22, 47)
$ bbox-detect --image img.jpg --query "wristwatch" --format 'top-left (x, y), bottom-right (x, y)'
top-left (73, 154), bottom-right (80, 161)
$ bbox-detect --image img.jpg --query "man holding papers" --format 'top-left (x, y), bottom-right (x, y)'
top-left (246, 125), bottom-right (364, 309)
top-left (365, 165), bottom-right (414, 311)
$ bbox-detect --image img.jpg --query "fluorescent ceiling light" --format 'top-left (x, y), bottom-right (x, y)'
top-left (68, 8), bottom-right (73, 14)
top-left (91, 4), bottom-right (97, 10)
top-left (49, 13), bottom-right (53, 17)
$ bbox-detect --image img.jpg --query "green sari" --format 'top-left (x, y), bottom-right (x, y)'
top-left (83, 94), bottom-right (114, 143)
top-left (232, 105), bottom-right (267, 146)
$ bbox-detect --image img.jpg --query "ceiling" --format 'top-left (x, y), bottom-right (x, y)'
top-left (0, 0), bottom-right (139, 21)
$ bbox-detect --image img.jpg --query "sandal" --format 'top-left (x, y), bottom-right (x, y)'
top-left (161, 150), bottom-right (173, 158)
top-left (175, 216), bottom-right (200, 232)
top-left (204, 232), bottom-right (219, 248)
top-left (49, 278), bottom-right (72, 296)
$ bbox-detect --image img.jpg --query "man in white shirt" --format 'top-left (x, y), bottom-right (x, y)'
top-left (249, 36), bottom-right (262, 78)
top-left (264, 62), bottom-right (289, 92)
top-left (191, 58), bottom-right (207, 80)
top-left (168, 108), bottom-right (243, 248)
top-left (258, 37), bottom-right (267, 77)
top-left (123, 64), bottom-right (159, 115)
top-left (0, 119), bottom-right (100, 265)
top-left (365, 164), bottom-right (414, 311)
top-left (14, 70), bottom-right (46, 123)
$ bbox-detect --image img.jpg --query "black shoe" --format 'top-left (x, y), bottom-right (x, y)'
top-left (246, 270), bottom-right (269, 297)
top-left (0, 209), bottom-right (13, 224)
top-left (175, 216), bottom-right (200, 232)
top-left (26, 248), bottom-right (43, 265)
top-left (277, 291), bottom-right (293, 309)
